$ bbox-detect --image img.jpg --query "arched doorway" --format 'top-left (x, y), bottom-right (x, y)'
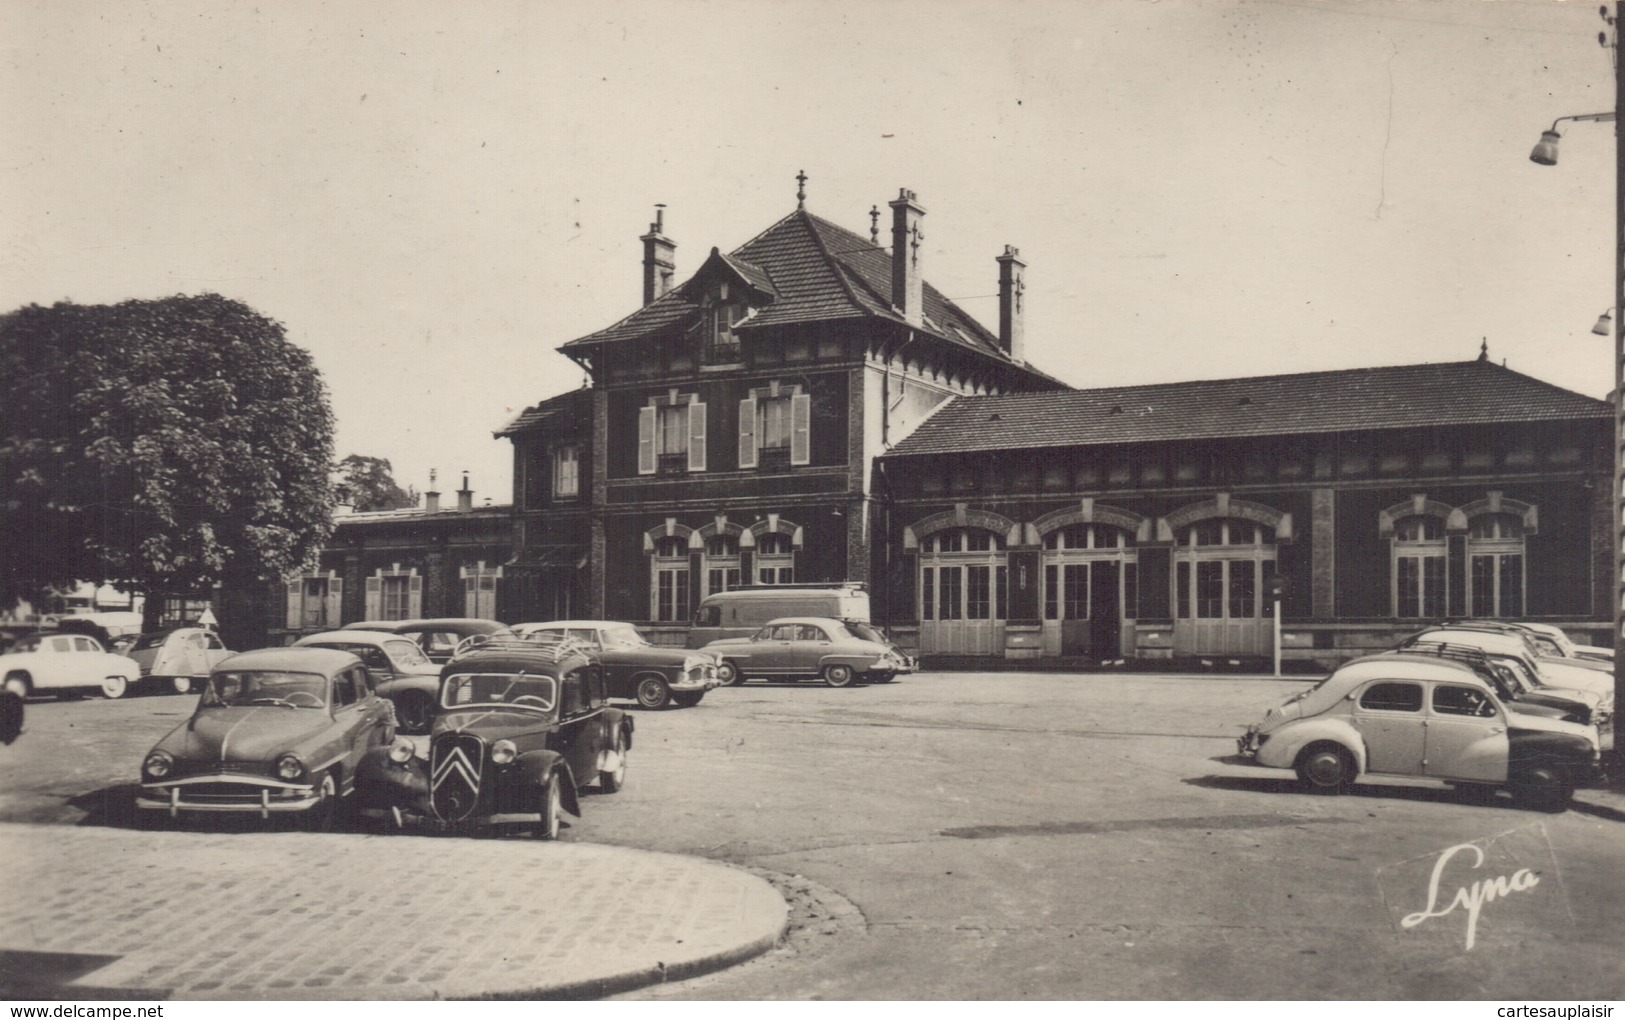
top-left (1039, 523), bottom-right (1138, 658)
top-left (1171, 516), bottom-right (1277, 656)
top-left (918, 527), bottom-right (1008, 655)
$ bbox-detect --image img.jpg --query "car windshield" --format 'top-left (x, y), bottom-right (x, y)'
top-left (599, 625), bottom-right (648, 648)
top-left (383, 640), bottom-right (432, 667)
top-left (842, 622), bottom-right (887, 643)
top-left (203, 670), bottom-right (328, 709)
top-left (442, 672), bottom-right (557, 711)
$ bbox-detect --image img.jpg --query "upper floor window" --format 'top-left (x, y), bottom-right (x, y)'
top-left (739, 389), bottom-right (811, 470)
top-left (706, 299), bottom-right (746, 364)
top-left (638, 396), bottom-right (707, 476)
top-left (553, 445), bottom-right (580, 498)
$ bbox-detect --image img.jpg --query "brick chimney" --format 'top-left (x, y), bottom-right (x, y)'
top-left (997, 245), bottom-right (1026, 363)
top-left (640, 205), bottom-right (676, 306)
top-left (889, 188), bottom-right (925, 326)
top-left (457, 471), bottom-right (473, 512)
top-left (424, 469), bottom-right (440, 513)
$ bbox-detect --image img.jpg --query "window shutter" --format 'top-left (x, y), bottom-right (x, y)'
top-left (637, 406), bottom-right (656, 475)
top-left (464, 576), bottom-right (478, 618)
top-left (285, 580), bottom-right (302, 630)
top-left (738, 397), bottom-right (758, 469)
top-left (327, 576), bottom-right (344, 627)
top-left (790, 393), bottom-right (812, 465)
top-left (688, 401), bottom-right (707, 472)
top-left (365, 576), bottom-right (382, 620)
top-left (408, 574), bottom-right (423, 618)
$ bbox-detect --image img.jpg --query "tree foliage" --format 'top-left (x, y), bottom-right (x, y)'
top-left (0, 294), bottom-right (336, 609)
top-left (333, 453), bottom-right (417, 512)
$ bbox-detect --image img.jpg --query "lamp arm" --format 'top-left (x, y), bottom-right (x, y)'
top-left (1549, 112), bottom-right (1618, 131)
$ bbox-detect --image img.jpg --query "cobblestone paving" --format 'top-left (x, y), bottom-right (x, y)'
top-left (0, 823), bottom-right (786, 1000)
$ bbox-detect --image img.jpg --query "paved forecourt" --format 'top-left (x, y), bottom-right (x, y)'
top-left (0, 822), bottom-right (787, 1000)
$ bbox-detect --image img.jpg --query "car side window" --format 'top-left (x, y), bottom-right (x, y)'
top-left (73, 637), bottom-right (98, 652)
top-left (1433, 684), bottom-right (1496, 718)
top-left (332, 670), bottom-right (357, 707)
top-left (799, 625), bottom-right (826, 642)
top-left (1359, 682), bottom-right (1423, 713)
top-left (206, 634), bottom-right (225, 650)
top-left (587, 667), bottom-right (605, 709)
top-left (694, 606), bottom-right (720, 627)
top-left (562, 671), bottom-right (585, 717)
top-left (566, 628), bottom-right (599, 649)
top-left (773, 625), bottom-right (799, 641)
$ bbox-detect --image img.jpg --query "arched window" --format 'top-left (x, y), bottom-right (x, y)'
top-left (1173, 518), bottom-right (1276, 634)
top-left (920, 528), bottom-right (1007, 623)
top-left (1393, 515), bottom-right (1446, 619)
top-left (756, 532), bottom-right (795, 585)
top-left (650, 536), bottom-right (689, 622)
top-left (1468, 513), bottom-right (1525, 618)
top-left (704, 534), bottom-right (741, 596)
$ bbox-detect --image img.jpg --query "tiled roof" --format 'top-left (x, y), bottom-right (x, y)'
top-left (884, 360), bottom-right (1610, 457)
top-left (494, 388), bottom-right (591, 438)
top-left (558, 206), bottom-right (1050, 381)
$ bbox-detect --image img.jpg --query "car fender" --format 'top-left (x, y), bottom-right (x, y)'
top-left (515, 749), bottom-right (581, 817)
top-left (604, 707), bottom-right (633, 751)
top-left (1256, 718), bottom-right (1368, 775)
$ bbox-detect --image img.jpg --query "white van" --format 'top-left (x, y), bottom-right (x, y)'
top-left (687, 584), bottom-right (870, 648)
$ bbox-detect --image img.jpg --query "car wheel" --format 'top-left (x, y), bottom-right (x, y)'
top-left (635, 676), bottom-right (672, 709)
top-left (101, 675), bottom-right (130, 700)
top-left (1294, 743), bottom-right (1353, 794)
top-left (535, 771), bottom-right (563, 840)
top-left (0, 690), bottom-right (22, 746)
top-left (1511, 765), bottom-right (1573, 813)
top-left (823, 664), bottom-right (856, 688)
top-left (300, 771), bottom-right (339, 832)
top-left (395, 691), bottom-right (434, 734)
top-left (671, 690), bottom-right (704, 708)
top-left (716, 661), bottom-right (743, 685)
top-left (599, 731), bottom-right (628, 794)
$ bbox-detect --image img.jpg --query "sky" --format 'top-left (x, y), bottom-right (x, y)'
top-left (3, 0), bottom-right (1618, 506)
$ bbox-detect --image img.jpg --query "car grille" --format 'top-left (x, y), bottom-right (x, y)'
top-left (430, 732), bottom-right (485, 822)
top-left (170, 761), bottom-right (270, 780)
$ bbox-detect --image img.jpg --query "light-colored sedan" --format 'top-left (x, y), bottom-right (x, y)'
top-left (701, 616), bottom-right (914, 688)
top-left (1, 632), bottom-right (142, 700)
top-left (293, 630), bottom-right (441, 733)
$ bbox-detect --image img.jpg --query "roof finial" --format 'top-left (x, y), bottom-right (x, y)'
top-left (869, 205), bottom-right (880, 245)
top-left (796, 169), bottom-right (808, 209)
top-left (1478, 337), bottom-right (1488, 363)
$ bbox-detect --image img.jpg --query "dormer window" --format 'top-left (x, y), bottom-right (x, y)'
top-left (704, 283), bottom-right (748, 364)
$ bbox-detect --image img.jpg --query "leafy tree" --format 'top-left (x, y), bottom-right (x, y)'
top-left (333, 453), bottom-right (417, 512)
top-left (0, 294), bottom-right (335, 610)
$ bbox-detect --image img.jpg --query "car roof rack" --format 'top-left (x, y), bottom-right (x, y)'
top-left (1390, 640), bottom-right (1515, 683)
top-left (451, 632), bottom-right (593, 662)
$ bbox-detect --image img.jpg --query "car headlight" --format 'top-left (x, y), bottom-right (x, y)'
top-left (491, 739), bottom-right (517, 765)
top-left (143, 751), bottom-right (173, 779)
top-left (276, 754), bottom-right (306, 781)
top-left (388, 737), bottom-right (415, 764)
top-left (683, 657), bottom-right (709, 671)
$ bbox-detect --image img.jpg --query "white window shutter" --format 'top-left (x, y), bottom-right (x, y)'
top-left (637, 406), bottom-right (656, 475)
top-left (464, 577), bottom-right (478, 618)
top-left (408, 574), bottom-right (423, 618)
top-left (738, 396), bottom-right (758, 468)
top-left (326, 576), bottom-right (344, 626)
top-left (790, 393), bottom-right (812, 465)
top-left (688, 401), bottom-right (707, 472)
top-left (286, 580), bottom-right (302, 630)
top-left (365, 576), bottom-right (382, 620)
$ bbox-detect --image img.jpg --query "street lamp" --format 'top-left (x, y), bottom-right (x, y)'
top-left (1529, 2), bottom-right (1623, 765)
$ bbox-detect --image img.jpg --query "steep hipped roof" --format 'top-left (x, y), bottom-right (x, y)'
top-left (494, 388), bottom-right (591, 438)
top-left (558, 206), bottom-right (1057, 383)
top-left (884, 360), bottom-right (1610, 457)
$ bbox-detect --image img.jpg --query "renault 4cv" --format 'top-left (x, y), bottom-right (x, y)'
top-left (355, 635), bottom-right (633, 839)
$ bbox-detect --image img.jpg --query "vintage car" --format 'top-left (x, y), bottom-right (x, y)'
top-left (293, 630), bottom-right (442, 733)
top-left (354, 636), bottom-right (633, 839)
top-left (700, 616), bottom-right (914, 687)
top-left (388, 618), bottom-right (511, 664)
top-left (1236, 652), bottom-right (1603, 810)
top-left (1396, 626), bottom-right (1613, 749)
top-left (124, 627), bottom-right (233, 695)
top-left (1, 632), bottom-right (142, 700)
top-left (1514, 622), bottom-right (1613, 668)
top-left (137, 647), bottom-right (397, 825)
top-left (507, 620), bottom-right (719, 709)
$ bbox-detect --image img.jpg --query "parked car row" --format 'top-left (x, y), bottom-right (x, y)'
top-left (1236, 622), bottom-right (1614, 811)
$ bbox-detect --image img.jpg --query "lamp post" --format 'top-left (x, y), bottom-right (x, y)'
top-left (1529, 3), bottom-right (1623, 764)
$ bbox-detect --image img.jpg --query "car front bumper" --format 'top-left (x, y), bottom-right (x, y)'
top-left (138, 774), bottom-right (324, 819)
top-left (1236, 725), bottom-right (1263, 759)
